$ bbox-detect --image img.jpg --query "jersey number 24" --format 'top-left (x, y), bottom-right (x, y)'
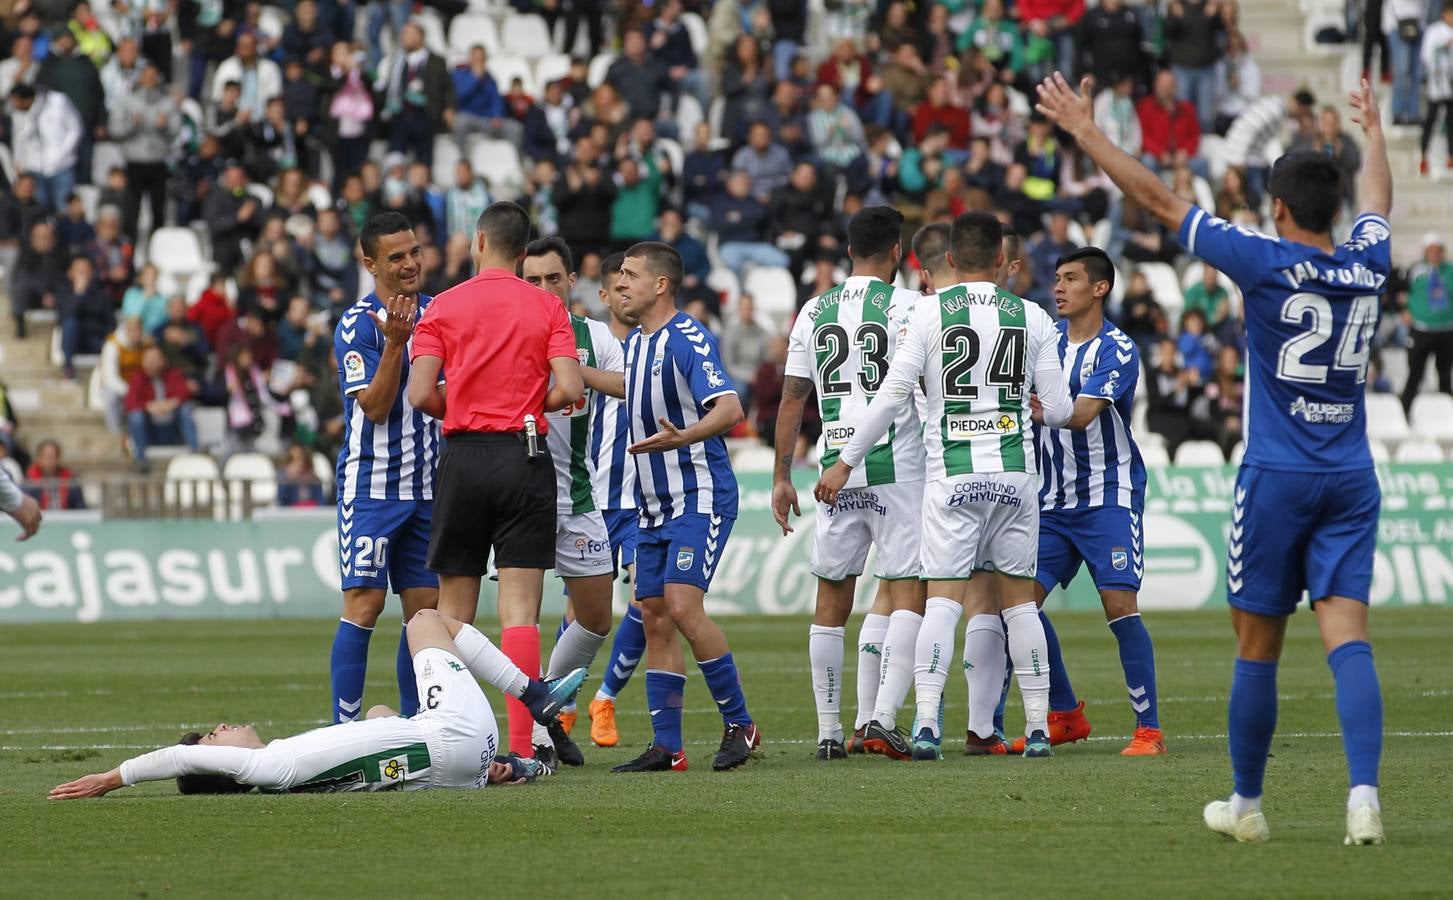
top-left (1277, 293), bottom-right (1378, 385)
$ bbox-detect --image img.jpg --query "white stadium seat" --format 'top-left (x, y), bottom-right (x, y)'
top-left (1173, 440), bottom-right (1226, 467)
top-left (680, 11), bottom-right (709, 57)
top-left (1394, 440), bottom-right (1445, 463)
top-left (500, 13), bottom-right (553, 59)
top-left (192, 406), bottom-right (229, 453)
top-left (488, 53), bottom-right (535, 97)
top-left (223, 452), bottom-right (279, 511)
top-left (469, 139), bottom-right (525, 197)
top-left (148, 227), bottom-right (212, 280)
top-left (706, 267), bottom-right (740, 309)
top-left (1229, 441), bottom-right (1245, 465)
top-left (91, 141), bottom-right (126, 185)
top-left (448, 13), bottom-right (499, 58)
top-left (1139, 442), bottom-right (1171, 467)
top-left (587, 52), bottom-right (616, 89)
top-left (676, 93), bottom-right (705, 142)
top-left (414, 8), bottom-right (449, 56)
top-left (1137, 262), bottom-right (1185, 326)
top-left (1408, 394), bottom-right (1453, 444)
top-left (1369, 439), bottom-right (1391, 463)
top-left (432, 135), bottom-right (462, 190)
top-left (742, 266), bottom-right (798, 322)
top-left (731, 444), bottom-right (776, 474)
top-left (164, 452), bottom-right (224, 514)
top-left (1364, 393), bottom-right (1411, 445)
top-left (534, 52), bottom-right (571, 90)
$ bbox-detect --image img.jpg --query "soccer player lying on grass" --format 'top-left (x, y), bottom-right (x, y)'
top-left (48, 610), bottom-right (587, 798)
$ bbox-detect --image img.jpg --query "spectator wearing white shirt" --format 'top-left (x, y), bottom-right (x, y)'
top-left (100, 36), bottom-right (145, 111)
top-left (1213, 31), bottom-right (1261, 134)
top-left (1420, 0), bottom-right (1453, 174)
top-left (6, 83), bottom-right (84, 213)
top-left (0, 34), bottom-right (39, 99)
top-left (1094, 73), bottom-right (1143, 159)
top-left (211, 32), bottom-right (282, 119)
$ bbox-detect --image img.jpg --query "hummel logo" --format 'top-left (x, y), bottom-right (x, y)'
top-left (1116, 350), bottom-right (1133, 364)
top-left (693, 345), bottom-right (711, 356)
top-left (341, 329), bottom-right (356, 343)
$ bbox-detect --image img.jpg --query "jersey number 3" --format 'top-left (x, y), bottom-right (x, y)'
top-left (1277, 293), bottom-right (1377, 384)
top-left (815, 323), bottom-right (890, 397)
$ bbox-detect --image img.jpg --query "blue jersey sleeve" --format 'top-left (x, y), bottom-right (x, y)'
top-left (1178, 206), bottom-right (1281, 288)
top-left (1081, 332), bottom-right (1139, 402)
top-left (672, 319), bottom-right (737, 410)
top-left (335, 305), bottom-right (382, 396)
top-left (1342, 213), bottom-right (1394, 278)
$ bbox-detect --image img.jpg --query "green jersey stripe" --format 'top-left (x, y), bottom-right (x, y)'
top-left (939, 286), bottom-right (975, 477)
top-left (568, 316), bottom-right (597, 514)
top-left (861, 283), bottom-right (898, 486)
top-left (293, 742), bottom-right (432, 791)
top-left (995, 289), bottom-right (1028, 473)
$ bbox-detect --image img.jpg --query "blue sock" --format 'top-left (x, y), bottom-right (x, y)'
top-left (555, 613), bottom-right (570, 642)
top-left (329, 619), bottom-right (373, 723)
top-left (645, 670), bottom-right (687, 752)
top-left (698, 652), bottom-right (751, 727)
top-left (599, 605), bottom-right (646, 699)
top-left (396, 626), bottom-right (419, 717)
top-left (1109, 614), bottom-right (1158, 727)
top-left (1328, 640), bottom-right (1382, 789)
top-left (1228, 658), bottom-right (1278, 799)
top-left (1043, 610), bottom-right (1079, 713)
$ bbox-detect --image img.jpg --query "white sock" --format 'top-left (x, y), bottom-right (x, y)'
top-left (809, 624), bottom-right (846, 742)
top-left (545, 621), bottom-right (608, 681)
top-left (532, 720), bottom-right (550, 748)
top-left (1002, 601), bottom-right (1049, 737)
top-left (855, 613), bottom-right (889, 730)
top-left (872, 609), bottom-right (922, 730)
top-left (964, 613), bottom-right (1007, 739)
top-left (1348, 784), bottom-right (1380, 812)
top-left (912, 598), bottom-right (962, 739)
top-left (452, 623), bottom-right (529, 697)
top-left (1231, 792), bottom-right (1263, 817)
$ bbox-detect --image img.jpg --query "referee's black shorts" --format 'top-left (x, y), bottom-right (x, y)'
top-left (427, 432), bottom-right (556, 575)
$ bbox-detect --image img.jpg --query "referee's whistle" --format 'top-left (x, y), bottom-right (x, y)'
top-left (524, 414), bottom-right (542, 460)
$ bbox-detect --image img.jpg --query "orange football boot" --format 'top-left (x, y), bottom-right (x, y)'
top-left (559, 710), bottom-right (577, 735)
top-left (588, 697), bottom-right (619, 747)
top-left (1009, 700), bottom-right (1093, 752)
top-left (1121, 726), bottom-right (1167, 756)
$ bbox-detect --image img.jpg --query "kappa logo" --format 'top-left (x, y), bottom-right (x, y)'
top-left (447, 660), bottom-right (465, 672)
top-left (676, 547), bottom-right (696, 571)
top-left (343, 350), bottom-right (366, 383)
top-left (701, 360), bottom-right (726, 389)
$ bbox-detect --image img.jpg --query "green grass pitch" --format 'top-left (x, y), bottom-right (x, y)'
top-left (2, 609), bottom-right (1450, 898)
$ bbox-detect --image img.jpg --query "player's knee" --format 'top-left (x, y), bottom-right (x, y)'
top-left (342, 589), bottom-right (387, 627)
top-left (409, 607), bottom-right (442, 627)
top-left (365, 704), bottom-right (397, 720)
top-left (1101, 591), bottom-right (1139, 620)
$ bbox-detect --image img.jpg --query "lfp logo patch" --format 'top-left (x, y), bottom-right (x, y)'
top-left (1111, 547), bottom-right (1129, 571)
top-left (343, 351), bottom-right (366, 383)
top-left (676, 547), bottom-right (696, 571)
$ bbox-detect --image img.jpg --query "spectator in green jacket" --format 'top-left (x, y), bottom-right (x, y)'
top-left (956, 0), bottom-right (1024, 75)
top-left (1183, 263), bottom-right (1233, 338)
top-left (609, 151), bottom-right (663, 246)
top-left (1402, 233), bottom-right (1453, 412)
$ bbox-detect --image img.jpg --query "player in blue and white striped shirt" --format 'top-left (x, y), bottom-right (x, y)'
top-left (330, 213), bottom-right (440, 726)
top-left (584, 252), bottom-right (647, 750)
top-left (1027, 247), bottom-right (1163, 757)
top-left (610, 241), bottom-right (760, 774)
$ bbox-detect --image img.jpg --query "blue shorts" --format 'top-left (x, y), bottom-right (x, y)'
top-left (1036, 505), bottom-right (1144, 595)
top-left (602, 507), bottom-right (639, 576)
top-left (635, 513), bottom-right (734, 600)
top-left (1229, 466), bottom-right (1379, 616)
top-left (339, 497), bottom-right (438, 594)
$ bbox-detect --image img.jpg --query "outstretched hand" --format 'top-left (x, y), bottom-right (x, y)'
top-left (374, 294), bottom-right (418, 345)
top-left (628, 418), bottom-right (689, 455)
top-left (1349, 78), bottom-right (1382, 135)
top-left (771, 479), bottom-right (801, 536)
top-left (48, 770), bottom-right (123, 800)
top-left (1035, 72), bottom-right (1097, 138)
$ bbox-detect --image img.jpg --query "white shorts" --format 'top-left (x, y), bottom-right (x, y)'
top-left (411, 648), bottom-right (498, 790)
top-left (811, 481), bottom-right (923, 581)
top-left (555, 510), bottom-right (614, 578)
top-left (920, 473), bottom-right (1039, 580)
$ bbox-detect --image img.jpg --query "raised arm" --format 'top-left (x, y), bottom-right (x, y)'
top-left (1348, 78), bottom-right (1391, 219)
top-left (1036, 73), bottom-right (1192, 233)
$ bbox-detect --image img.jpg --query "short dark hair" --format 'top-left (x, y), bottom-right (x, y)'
top-left (848, 206), bottom-right (904, 261)
top-left (1057, 246), bottom-right (1116, 294)
top-left (1269, 151), bottom-right (1343, 234)
top-left (601, 251), bottom-right (626, 278)
top-left (1292, 88), bottom-right (1317, 109)
top-left (174, 732), bottom-right (251, 795)
top-left (949, 211), bottom-right (1004, 272)
top-left (9, 83), bottom-right (35, 101)
top-left (475, 201), bottom-right (532, 259)
top-left (359, 211), bottom-right (414, 260)
top-left (524, 236), bottom-right (574, 274)
top-left (624, 241), bottom-right (682, 295)
top-left (1001, 223), bottom-right (1021, 263)
top-left (911, 223), bottom-right (952, 274)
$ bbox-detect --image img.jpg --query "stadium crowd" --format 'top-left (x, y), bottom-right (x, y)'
top-left (2, 0), bottom-right (1452, 501)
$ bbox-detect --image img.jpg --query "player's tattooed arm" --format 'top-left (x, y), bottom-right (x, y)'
top-left (771, 375), bottom-right (814, 535)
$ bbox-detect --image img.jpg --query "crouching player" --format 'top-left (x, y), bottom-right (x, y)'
top-left (49, 610), bottom-right (587, 798)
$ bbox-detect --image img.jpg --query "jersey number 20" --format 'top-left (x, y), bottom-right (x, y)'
top-left (1277, 293), bottom-right (1377, 384)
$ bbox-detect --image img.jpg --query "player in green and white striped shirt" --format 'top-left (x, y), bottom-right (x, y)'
top-left (47, 610), bottom-right (587, 798)
top-left (772, 206), bottom-right (928, 761)
top-left (816, 212), bottom-right (1072, 760)
top-left (523, 238), bottom-right (625, 769)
